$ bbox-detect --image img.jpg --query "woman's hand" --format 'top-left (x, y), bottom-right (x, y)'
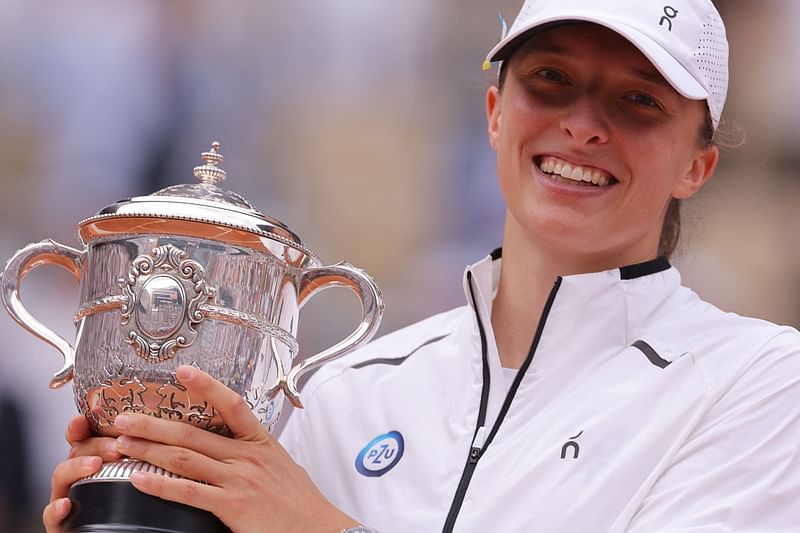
top-left (111, 365), bottom-right (357, 533)
top-left (43, 415), bottom-right (124, 532)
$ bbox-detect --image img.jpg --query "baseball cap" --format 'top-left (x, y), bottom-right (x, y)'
top-left (485, 0), bottom-right (728, 129)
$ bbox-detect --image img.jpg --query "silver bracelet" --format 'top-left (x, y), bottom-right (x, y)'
top-left (340, 526), bottom-right (380, 533)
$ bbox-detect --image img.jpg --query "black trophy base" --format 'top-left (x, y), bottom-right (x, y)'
top-left (64, 480), bottom-right (231, 533)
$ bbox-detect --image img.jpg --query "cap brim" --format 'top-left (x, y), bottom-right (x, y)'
top-left (487, 15), bottom-right (708, 100)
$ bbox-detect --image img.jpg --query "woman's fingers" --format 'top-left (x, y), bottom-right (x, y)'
top-left (113, 411), bottom-right (244, 461)
top-left (43, 497), bottom-right (71, 533)
top-left (175, 365), bottom-right (267, 441)
top-left (44, 419), bottom-right (105, 532)
top-left (115, 435), bottom-right (227, 483)
top-left (67, 435), bottom-right (122, 462)
top-left (64, 414), bottom-right (122, 462)
top-left (130, 471), bottom-right (225, 515)
top-left (50, 456), bottom-right (102, 502)
top-left (65, 415), bottom-right (91, 445)
top-left (112, 365), bottom-right (272, 459)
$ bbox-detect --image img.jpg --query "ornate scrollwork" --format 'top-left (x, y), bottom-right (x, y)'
top-left (119, 244), bottom-right (216, 363)
top-left (75, 354), bottom-right (150, 431)
top-left (155, 370), bottom-right (232, 436)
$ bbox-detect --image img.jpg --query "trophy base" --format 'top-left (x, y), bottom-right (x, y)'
top-left (64, 480), bottom-right (231, 533)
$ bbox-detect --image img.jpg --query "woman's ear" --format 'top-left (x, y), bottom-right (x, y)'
top-left (486, 86), bottom-right (501, 151)
top-left (672, 145), bottom-right (719, 200)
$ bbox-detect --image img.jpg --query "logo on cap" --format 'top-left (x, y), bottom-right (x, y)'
top-left (355, 431), bottom-right (405, 477)
top-left (659, 5), bottom-right (679, 31)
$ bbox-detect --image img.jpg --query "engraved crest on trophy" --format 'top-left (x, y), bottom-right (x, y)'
top-left (119, 243), bottom-right (216, 363)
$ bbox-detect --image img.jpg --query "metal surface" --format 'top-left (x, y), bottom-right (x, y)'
top-left (74, 458), bottom-right (182, 485)
top-left (283, 262), bottom-right (383, 407)
top-left (3, 234), bottom-right (305, 434)
top-left (77, 143), bottom-right (318, 261)
top-left (1, 239), bottom-right (85, 388)
top-left (0, 142), bottom-right (385, 493)
top-left (118, 244), bottom-right (216, 362)
top-left (0, 142), bottom-right (384, 533)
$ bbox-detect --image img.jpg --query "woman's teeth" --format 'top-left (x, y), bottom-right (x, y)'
top-left (538, 156), bottom-right (612, 187)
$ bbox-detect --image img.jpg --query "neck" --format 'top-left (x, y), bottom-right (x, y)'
top-left (490, 226), bottom-right (559, 369)
top-left (490, 214), bottom-right (646, 368)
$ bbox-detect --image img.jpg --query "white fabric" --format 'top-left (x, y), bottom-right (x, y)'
top-left (502, 366), bottom-right (518, 394)
top-left (485, 0), bottom-right (728, 128)
top-left (279, 253), bottom-right (800, 532)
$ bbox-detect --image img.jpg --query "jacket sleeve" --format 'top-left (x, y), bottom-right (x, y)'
top-left (275, 394), bottom-right (310, 466)
top-left (625, 333), bottom-right (800, 532)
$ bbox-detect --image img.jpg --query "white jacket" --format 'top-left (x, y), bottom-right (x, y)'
top-left (279, 252), bottom-right (800, 532)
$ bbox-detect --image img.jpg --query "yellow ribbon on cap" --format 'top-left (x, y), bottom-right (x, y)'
top-left (482, 12), bottom-right (508, 71)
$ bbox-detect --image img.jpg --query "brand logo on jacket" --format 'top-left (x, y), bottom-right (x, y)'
top-left (560, 430), bottom-right (583, 460)
top-left (355, 431), bottom-right (405, 477)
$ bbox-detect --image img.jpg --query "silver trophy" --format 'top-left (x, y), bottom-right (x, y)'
top-left (1, 142), bottom-right (383, 532)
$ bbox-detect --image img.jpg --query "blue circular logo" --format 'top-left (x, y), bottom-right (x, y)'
top-left (355, 431), bottom-right (405, 477)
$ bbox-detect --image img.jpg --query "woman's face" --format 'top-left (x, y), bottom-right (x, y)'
top-left (487, 23), bottom-right (719, 266)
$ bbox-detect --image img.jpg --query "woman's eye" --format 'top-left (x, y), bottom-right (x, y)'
top-left (535, 68), bottom-right (566, 83)
top-left (626, 93), bottom-right (659, 108)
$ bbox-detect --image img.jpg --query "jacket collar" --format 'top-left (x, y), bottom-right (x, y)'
top-left (462, 249), bottom-right (680, 354)
top-left (459, 249), bottom-right (683, 433)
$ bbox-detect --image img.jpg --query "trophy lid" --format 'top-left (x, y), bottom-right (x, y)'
top-left (78, 142), bottom-right (318, 261)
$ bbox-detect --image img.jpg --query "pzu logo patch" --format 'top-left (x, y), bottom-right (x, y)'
top-left (355, 431), bottom-right (405, 477)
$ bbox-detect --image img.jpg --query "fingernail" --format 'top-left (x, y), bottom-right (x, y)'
top-left (55, 498), bottom-right (69, 515)
top-left (81, 456), bottom-right (100, 468)
top-left (116, 435), bottom-right (130, 451)
top-left (130, 471), bottom-right (146, 485)
top-left (114, 414), bottom-right (129, 430)
top-left (176, 366), bottom-right (195, 381)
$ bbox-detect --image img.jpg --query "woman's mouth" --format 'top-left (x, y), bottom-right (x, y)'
top-left (536, 156), bottom-right (616, 187)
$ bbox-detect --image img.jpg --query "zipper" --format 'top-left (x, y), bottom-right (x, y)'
top-left (442, 274), bottom-right (563, 533)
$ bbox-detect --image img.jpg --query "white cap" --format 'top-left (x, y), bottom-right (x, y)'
top-left (486, 0), bottom-right (728, 129)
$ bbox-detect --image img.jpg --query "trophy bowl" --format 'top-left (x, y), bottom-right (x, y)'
top-left (1, 142), bottom-right (383, 532)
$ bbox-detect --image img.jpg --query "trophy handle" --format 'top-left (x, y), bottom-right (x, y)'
top-left (283, 262), bottom-right (384, 407)
top-left (1, 239), bottom-right (85, 389)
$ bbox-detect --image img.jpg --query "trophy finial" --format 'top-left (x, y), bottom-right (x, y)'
top-left (193, 141), bottom-right (227, 185)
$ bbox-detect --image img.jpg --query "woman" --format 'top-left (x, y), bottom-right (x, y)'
top-left (45, 0), bottom-right (800, 531)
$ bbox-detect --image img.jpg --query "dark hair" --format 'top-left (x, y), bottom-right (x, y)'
top-left (496, 62), bottom-right (717, 259)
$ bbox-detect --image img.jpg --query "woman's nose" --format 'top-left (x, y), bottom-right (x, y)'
top-left (559, 98), bottom-right (610, 146)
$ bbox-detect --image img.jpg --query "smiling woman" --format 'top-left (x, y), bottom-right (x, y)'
top-left (495, 32), bottom-right (718, 258)
top-left (488, 23), bottom-right (719, 274)
top-left (45, 1), bottom-right (800, 532)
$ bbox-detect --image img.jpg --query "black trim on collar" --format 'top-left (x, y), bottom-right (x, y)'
top-left (619, 256), bottom-right (670, 280)
top-left (631, 340), bottom-right (671, 369)
top-left (488, 248), bottom-right (667, 278)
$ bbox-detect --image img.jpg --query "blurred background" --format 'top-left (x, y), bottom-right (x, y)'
top-left (0, 1), bottom-right (798, 529)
